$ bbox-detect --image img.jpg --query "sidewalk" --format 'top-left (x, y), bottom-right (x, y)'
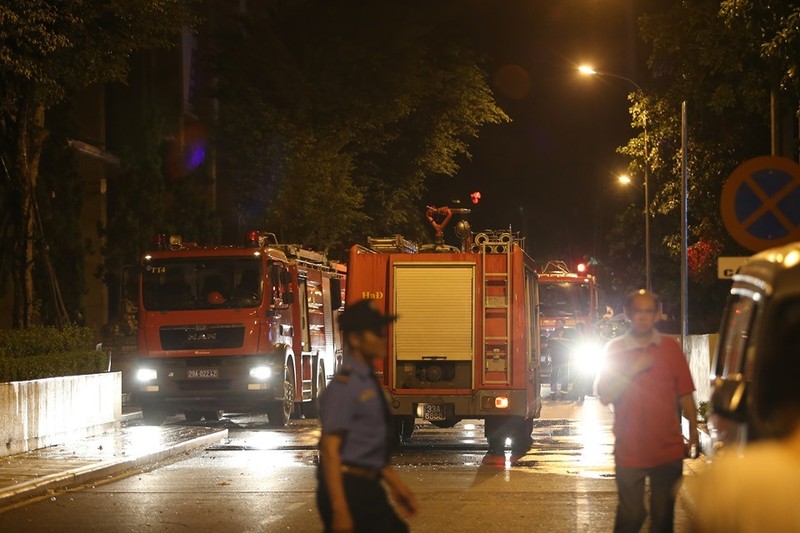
top-left (678, 419), bottom-right (713, 524)
top-left (0, 408), bottom-right (228, 508)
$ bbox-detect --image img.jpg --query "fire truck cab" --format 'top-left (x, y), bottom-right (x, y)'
top-left (134, 232), bottom-right (345, 426)
top-left (346, 211), bottom-right (542, 452)
top-left (537, 260), bottom-right (599, 334)
top-left (536, 261), bottom-right (606, 388)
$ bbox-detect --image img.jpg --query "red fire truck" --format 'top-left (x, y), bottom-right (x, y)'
top-left (537, 261), bottom-right (613, 397)
top-left (537, 260), bottom-right (600, 334)
top-left (346, 207), bottom-right (542, 451)
top-left (134, 232), bottom-right (345, 426)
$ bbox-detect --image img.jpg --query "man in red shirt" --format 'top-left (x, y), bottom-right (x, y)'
top-left (596, 290), bottom-right (698, 533)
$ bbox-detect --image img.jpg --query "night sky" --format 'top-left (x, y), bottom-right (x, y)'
top-left (427, 0), bottom-right (652, 265)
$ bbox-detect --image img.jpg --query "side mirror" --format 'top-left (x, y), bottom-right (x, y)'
top-left (269, 264), bottom-right (281, 285)
top-left (710, 378), bottom-right (749, 423)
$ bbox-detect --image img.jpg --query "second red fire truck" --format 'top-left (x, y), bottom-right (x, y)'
top-left (536, 260), bottom-right (609, 393)
top-left (134, 232), bottom-right (345, 426)
top-left (537, 260), bottom-right (600, 334)
top-left (346, 207), bottom-right (543, 451)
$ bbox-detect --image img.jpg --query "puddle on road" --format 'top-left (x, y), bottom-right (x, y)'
top-left (384, 418), bottom-right (615, 479)
top-left (194, 411), bottom-right (615, 479)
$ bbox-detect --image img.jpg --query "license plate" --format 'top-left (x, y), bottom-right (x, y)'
top-left (422, 404), bottom-right (446, 421)
top-left (187, 369), bottom-right (218, 379)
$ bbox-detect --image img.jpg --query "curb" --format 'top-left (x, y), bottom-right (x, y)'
top-left (0, 428), bottom-right (228, 507)
top-left (121, 410), bottom-right (142, 422)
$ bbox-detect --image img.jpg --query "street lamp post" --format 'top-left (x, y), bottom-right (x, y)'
top-left (579, 66), bottom-right (651, 292)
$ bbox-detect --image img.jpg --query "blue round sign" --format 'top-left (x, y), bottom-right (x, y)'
top-left (721, 156), bottom-right (800, 251)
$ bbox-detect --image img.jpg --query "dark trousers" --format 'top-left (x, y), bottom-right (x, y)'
top-left (614, 460), bottom-right (683, 533)
top-left (550, 363), bottom-right (569, 392)
top-left (317, 473), bottom-right (408, 533)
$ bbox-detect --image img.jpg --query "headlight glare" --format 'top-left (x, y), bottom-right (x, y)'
top-left (137, 368), bottom-right (158, 382)
top-left (574, 342), bottom-right (605, 374)
top-left (249, 366), bottom-right (272, 380)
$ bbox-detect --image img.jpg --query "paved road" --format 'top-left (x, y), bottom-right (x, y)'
top-left (0, 396), bottom-right (698, 532)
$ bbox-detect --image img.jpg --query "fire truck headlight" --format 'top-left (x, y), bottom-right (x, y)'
top-left (495, 396), bottom-right (509, 409)
top-left (573, 342), bottom-right (604, 375)
top-left (249, 366), bottom-right (272, 380)
top-left (137, 368), bottom-right (158, 382)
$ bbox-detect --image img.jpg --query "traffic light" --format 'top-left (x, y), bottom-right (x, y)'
top-left (470, 191), bottom-right (481, 204)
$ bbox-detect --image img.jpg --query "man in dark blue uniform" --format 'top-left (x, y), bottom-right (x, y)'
top-left (317, 299), bottom-right (417, 533)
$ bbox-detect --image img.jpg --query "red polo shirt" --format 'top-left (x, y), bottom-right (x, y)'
top-left (598, 332), bottom-right (695, 468)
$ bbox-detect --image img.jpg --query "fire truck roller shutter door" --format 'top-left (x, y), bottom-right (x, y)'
top-left (393, 263), bottom-right (475, 361)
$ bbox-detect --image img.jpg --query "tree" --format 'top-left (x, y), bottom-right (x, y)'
top-left (0, 1), bottom-right (196, 327)
top-left (609, 0), bottom-right (796, 331)
top-left (721, 0), bottom-right (800, 90)
top-left (203, 1), bottom-right (508, 255)
top-left (36, 102), bottom-right (85, 325)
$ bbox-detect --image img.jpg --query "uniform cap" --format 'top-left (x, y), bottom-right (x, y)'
top-left (339, 299), bottom-right (397, 334)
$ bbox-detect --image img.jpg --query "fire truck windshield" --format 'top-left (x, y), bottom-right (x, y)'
top-left (539, 282), bottom-right (590, 317)
top-left (142, 258), bottom-right (263, 311)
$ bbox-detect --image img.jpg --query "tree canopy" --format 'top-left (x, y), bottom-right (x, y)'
top-left (0, 0), bottom-right (509, 328)
top-left (608, 0), bottom-right (798, 331)
top-left (206, 1), bottom-right (508, 255)
top-left (0, 0), bottom-right (195, 327)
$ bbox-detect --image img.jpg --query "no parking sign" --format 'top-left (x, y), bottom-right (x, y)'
top-left (721, 156), bottom-right (800, 251)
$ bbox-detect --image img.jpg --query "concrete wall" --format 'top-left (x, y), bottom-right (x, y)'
top-left (0, 373), bottom-right (121, 457)
top-left (684, 334), bottom-right (719, 403)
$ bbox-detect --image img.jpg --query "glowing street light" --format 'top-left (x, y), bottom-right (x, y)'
top-left (580, 65), bottom-right (650, 292)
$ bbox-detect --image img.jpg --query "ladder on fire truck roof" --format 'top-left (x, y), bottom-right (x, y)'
top-left (541, 260), bottom-right (571, 275)
top-left (277, 244), bottom-right (328, 266)
top-left (253, 231), bottom-right (336, 271)
top-left (477, 230), bottom-right (514, 385)
top-left (367, 235), bottom-right (418, 253)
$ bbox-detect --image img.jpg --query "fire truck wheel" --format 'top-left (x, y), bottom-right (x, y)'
top-left (511, 417), bottom-right (534, 452)
top-left (141, 404), bottom-right (166, 426)
top-left (201, 410), bottom-right (223, 422)
top-left (267, 364), bottom-right (295, 427)
top-left (390, 416), bottom-right (415, 446)
top-left (484, 415), bottom-right (503, 450)
top-left (301, 363), bottom-right (326, 419)
top-left (486, 434), bottom-right (505, 454)
top-left (485, 416), bottom-right (531, 453)
top-left (184, 410), bottom-right (202, 422)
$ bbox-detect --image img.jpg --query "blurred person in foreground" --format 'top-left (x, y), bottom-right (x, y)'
top-left (596, 290), bottom-right (698, 533)
top-left (317, 299), bottom-right (417, 533)
top-left (692, 313), bottom-right (800, 532)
